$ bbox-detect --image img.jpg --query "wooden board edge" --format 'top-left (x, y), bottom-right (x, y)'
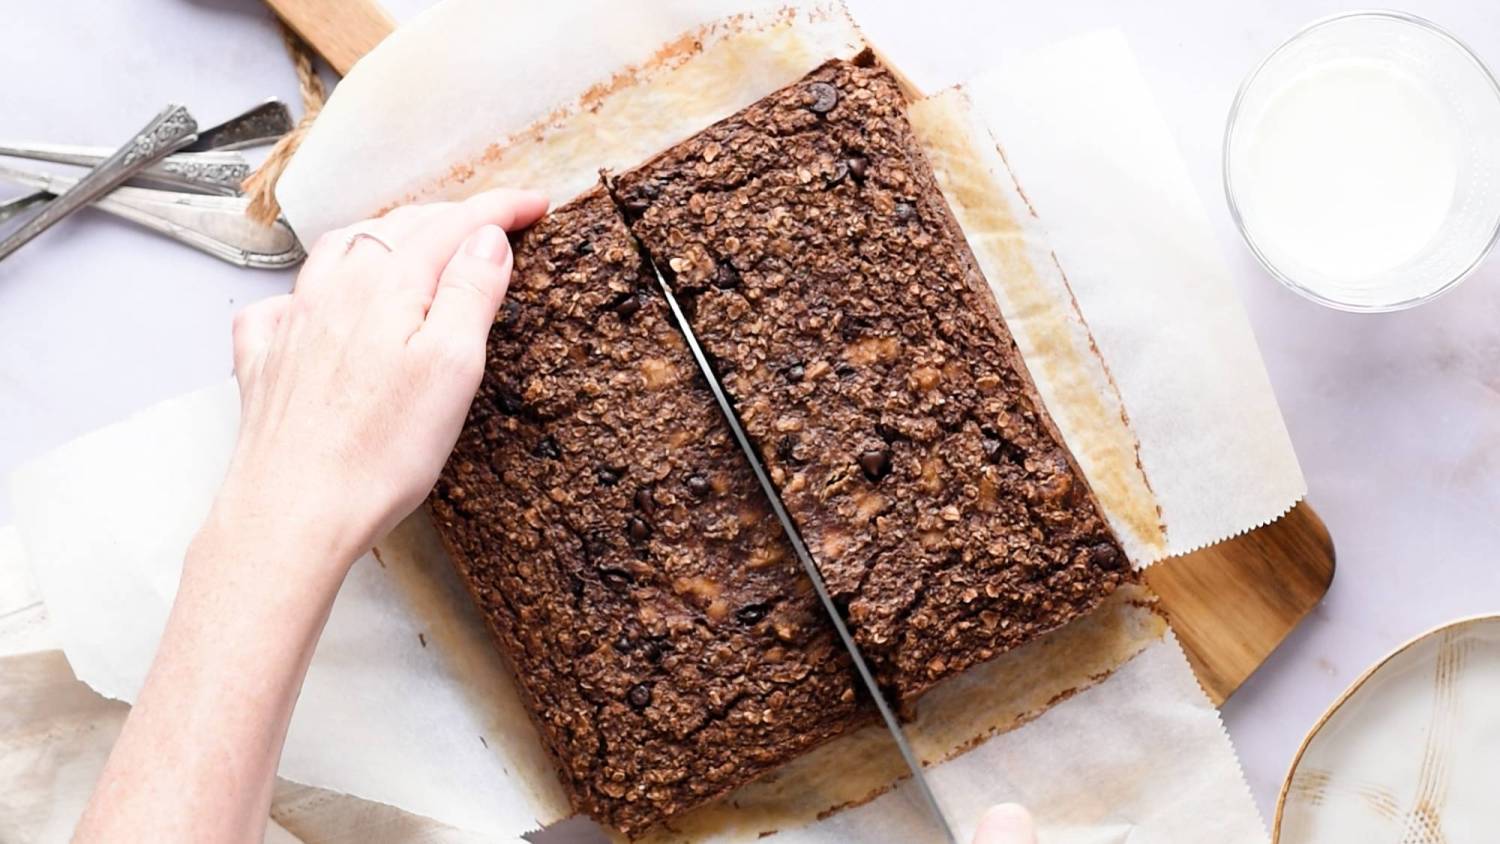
top-left (1145, 502), bottom-right (1336, 705)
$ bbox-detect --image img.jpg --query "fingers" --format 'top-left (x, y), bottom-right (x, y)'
top-left (298, 216), bottom-right (405, 292)
top-left (972, 804), bottom-right (1036, 844)
top-left (296, 204), bottom-right (451, 292)
top-left (416, 224), bottom-right (513, 358)
top-left (400, 189), bottom-right (548, 286)
top-left (293, 190), bottom-right (546, 303)
top-left (231, 294), bottom-right (293, 380)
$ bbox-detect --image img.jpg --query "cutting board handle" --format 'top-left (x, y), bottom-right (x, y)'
top-left (264, 0), bottom-right (396, 76)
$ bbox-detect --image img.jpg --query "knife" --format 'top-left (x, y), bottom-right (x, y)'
top-left (640, 253), bottom-right (961, 844)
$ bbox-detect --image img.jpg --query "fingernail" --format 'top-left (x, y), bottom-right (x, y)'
top-left (464, 224), bottom-right (508, 264)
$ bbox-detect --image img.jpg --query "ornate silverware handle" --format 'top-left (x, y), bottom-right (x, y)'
top-left (0, 143), bottom-right (248, 195)
top-left (0, 104), bottom-right (198, 263)
top-left (0, 164), bottom-right (304, 270)
top-left (0, 100), bottom-right (289, 198)
top-left (184, 99), bottom-right (294, 152)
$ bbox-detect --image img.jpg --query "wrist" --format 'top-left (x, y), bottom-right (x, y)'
top-left (192, 479), bottom-right (371, 600)
top-left (207, 466), bottom-right (377, 564)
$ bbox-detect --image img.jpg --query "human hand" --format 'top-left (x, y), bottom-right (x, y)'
top-left (973, 804), bottom-right (1037, 844)
top-left (76, 189), bottom-right (549, 844)
top-left (212, 189), bottom-right (549, 572)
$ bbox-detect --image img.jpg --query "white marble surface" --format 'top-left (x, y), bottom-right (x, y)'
top-left (3, 0), bottom-right (1498, 827)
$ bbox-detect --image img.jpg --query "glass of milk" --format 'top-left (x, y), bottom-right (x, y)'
top-left (1224, 12), bottom-right (1500, 311)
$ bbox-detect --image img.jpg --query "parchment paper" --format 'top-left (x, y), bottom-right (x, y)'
top-left (278, 0), bottom-right (867, 243)
top-left (0, 525), bottom-right (52, 659)
top-left (956, 31), bottom-right (1305, 557)
top-left (7, 3), bottom-right (1300, 842)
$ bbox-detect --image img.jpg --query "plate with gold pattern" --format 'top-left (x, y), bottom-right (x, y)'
top-left (1275, 615), bottom-right (1500, 842)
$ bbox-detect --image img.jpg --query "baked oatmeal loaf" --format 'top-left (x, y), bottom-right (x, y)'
top-left (428, 189), bottom-right (868, 837)
top-left (614, 55), bottom-right (1132, 704)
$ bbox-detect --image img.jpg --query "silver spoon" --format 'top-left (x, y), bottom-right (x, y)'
top-left (0, 104), bottom-right (199, 263)
top-left (0, 163), bottom-right (304, 269)
top-left (0, 100), bottom-right (293, 197)
top-left (0, 144), bottom-right (249, 196)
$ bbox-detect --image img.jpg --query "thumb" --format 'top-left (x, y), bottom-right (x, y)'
top-left (230, 294), bottom-right (292, 383)
top-left (972, 804), bottom-right (1036, 844)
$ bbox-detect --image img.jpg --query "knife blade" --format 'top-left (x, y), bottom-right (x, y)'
top-left (640, 254), bottom-right (960, 844)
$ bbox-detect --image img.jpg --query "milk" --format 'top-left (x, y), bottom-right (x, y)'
top-left (1236, 57), bottom-right (1461, 302)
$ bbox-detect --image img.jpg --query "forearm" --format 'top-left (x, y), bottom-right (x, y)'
top-left (73, 506), bottom-right (358, 844)
top-left (70, 189), bottom-right (544, 842)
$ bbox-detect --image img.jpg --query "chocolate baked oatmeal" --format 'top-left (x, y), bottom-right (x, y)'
top-left (433, 56), bottom-right (1133, 838)
top-left (613, 55), bottom-right (1131, 704)
top-left (428, 189), bottom-right (868, 837)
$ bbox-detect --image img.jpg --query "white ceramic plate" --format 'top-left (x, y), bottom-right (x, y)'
top-left (1275, 615), bottom-right (1500, 843)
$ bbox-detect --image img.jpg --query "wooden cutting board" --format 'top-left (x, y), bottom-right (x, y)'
top-left (1146, 502), bottom-right (1335, 704)
top-left (266, 0), bottom-right (1336, 706)
top-left (263, 0), bottom-right (395, 76)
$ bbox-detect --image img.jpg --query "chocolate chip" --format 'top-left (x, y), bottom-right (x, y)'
top-left (633, 488), bottom-right (656, 516)
top-left (627, 683), bottom-right (653, 709)
top-left (859, 447), bottom-right (892, 481)
top-left (848, 156), bottom-right (870, 182)
top-left (713, 262), bottom-right (741, 290)
top-left (497, 389), bottom-right (524, 416)
top-left (686, 475), bottom-right (712, 498)
top-left (735, 603), bottom-right (770, 625)
top-left (575, 240), bottom-right (594, 256)
top-left (613, 635), bottom-right (633, 653)
top-left (596, 466), bottom-right (623, 486)
top-left (776, 435), bottom-right (798, 463)
top-left (807, 81), bottom-right (839, 114)
top-left (982, 438), bottom-right (1003, 464)
top-left (894, 202), bottom-right (917, 223)
top-left (623, 196), bottom-right (651, 215)
top-left (1089, 542), bottom-right (1124, 570)
top-left (834, 362), bottom-right (856, 379)
top-left (787, 363), bottom-right (805, 382)
top-left (642, 640), bottom-right (663, 663)
top-left (614, 293), bottom-right (642, 319)
top-left (497, 299), bottom-right (521, 330)
top-left (827, 160), bottom-right (849, 187)
top-left (534, 436), bottom-right (561, 460)
top-left (599, 566), bottom-right (634, 589)
top-left (627, 516), bottom-right (652, 542)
